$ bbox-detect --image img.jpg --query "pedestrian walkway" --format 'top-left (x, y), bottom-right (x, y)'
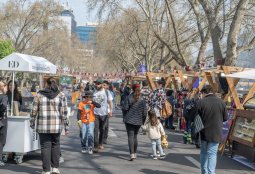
top-left (0, 110), bottom-right (254, 174)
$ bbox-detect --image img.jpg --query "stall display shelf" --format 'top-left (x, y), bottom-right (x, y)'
top-left (232, 117), bottom-right (255, 143)
top-left (229, 110), bottom-right (255, 162)
top-left (238, 123), bottom-right (255, 130)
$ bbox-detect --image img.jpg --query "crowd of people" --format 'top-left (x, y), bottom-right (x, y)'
top-left (0, 76), bottom-right (228, 174)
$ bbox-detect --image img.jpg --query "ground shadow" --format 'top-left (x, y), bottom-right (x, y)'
top-left (140, 169), bottom-right (179, 174)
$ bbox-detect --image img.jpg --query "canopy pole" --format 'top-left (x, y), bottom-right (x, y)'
top-left (11, 71), bottom-right (15, 116)
top-left (39, 73), bottom-right (43, 89)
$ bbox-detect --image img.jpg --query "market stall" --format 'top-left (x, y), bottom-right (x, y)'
top-left (0, 52), bottom-right (57, 164)
top-left (224, 69), bottom-right (255, 162)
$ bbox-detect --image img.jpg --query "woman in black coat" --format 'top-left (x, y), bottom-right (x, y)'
top-left (0, 81), bottom-right (8, 166)
top-left (6, 81), bottom-right (22, 111)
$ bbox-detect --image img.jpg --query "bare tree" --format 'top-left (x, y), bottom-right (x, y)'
top-left (198, 0), bottom-right (254, 66)
top-left (0, 0), bottom-right (93, 72)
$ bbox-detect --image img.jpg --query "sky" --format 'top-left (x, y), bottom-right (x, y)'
top-left (59, 0), bottom-right (98, 25)
top-left (0, 0), bottom-right (98, 25)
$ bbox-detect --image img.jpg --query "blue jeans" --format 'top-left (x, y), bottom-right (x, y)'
top-left (200, 141), bottom-right (219, 174)
top-left (79, 129), bottom-right (86, 149)
top-left (151, 139), bottom-right (165, 156)
top-left (82, 122), bottom-right (95, 149)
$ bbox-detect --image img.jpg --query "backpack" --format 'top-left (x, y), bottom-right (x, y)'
top-left (160, 99), bottom-right (172, 118)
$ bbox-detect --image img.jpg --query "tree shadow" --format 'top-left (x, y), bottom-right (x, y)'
top-left (139, 169), bottom-right (179, 174)
top-left (1, 164), bottom-right (41, 174)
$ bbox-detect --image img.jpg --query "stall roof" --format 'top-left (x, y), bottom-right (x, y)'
top-left (0, 52), bottom-right (56, 74)
top-left (226, 69), bottom-right (255, 80)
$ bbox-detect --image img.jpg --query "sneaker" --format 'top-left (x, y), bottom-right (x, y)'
top-left (152, 156), bottom-right (157, 160)
top-left (59, 156), bottom-right (64, 163)
top-left (150, 154), bottom-right (160, 157)
top-left (51, 168), bottom-right (60, 174)
top-left (88, 148), bottom-right (93, 155)
top-left (98, 145), bottom-right (104, 150)
top-left (0, 160), bottom-right (5, 166)
top-left (129, 154), bottom-right (135, 161)
top-left (81, 149), bottom-right (88, 153)
top-left (42, 171), bottom-right (51, 174)
top-left (134, 153), bottom-right (137, 159)
top-left (159, 154), bottom-right (166, 159)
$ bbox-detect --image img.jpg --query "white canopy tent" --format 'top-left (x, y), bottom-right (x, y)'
top-left (225, 69), bottom-right (255, 80)
top-left (0, 52), bottom-right (57, 116)
top-left (0, 52), bottom-right (56, 74)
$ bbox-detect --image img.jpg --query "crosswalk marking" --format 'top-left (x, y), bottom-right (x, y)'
top-left (185, 156), bottom-right (200, 168)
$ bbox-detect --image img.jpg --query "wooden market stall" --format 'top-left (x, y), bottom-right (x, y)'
top-left (224, 68), bottom-right (255, 162)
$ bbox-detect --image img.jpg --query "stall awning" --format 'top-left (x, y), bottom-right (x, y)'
top-left (0, 53), bottom-right (56, 74)
top-left (225, 69), bottom-right (255, 80)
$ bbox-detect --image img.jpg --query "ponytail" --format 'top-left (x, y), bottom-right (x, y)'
top-left (46, 77), bottom-right (58, 92)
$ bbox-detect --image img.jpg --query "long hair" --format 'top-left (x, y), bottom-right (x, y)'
top-left (46, 77), bottom-right (59, 92)
top-left (148, 110), bottom-right (158, 127)
top-left (7, 80), bottom-right (21, 100)
top-left (132, 84), bottom-right (141, 101)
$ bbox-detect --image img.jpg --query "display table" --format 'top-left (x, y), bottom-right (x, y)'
top-left (229, 110), bottom-right (255, 162)
top-left (3, 116), bottom-right (40, 164)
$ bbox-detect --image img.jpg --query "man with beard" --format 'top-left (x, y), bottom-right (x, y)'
top-left (93, 79), bottom-right (113, 152)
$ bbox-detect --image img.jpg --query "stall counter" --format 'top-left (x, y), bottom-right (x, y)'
top-left (3, 116), bottom-right (40, 164)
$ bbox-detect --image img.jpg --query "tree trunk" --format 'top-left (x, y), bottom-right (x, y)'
top-left (196, 30), bottom-right (210, 64)
top-left (199, 0), bottom-right (224, 65)
top-left (224, 0), bottom-right (249, 66)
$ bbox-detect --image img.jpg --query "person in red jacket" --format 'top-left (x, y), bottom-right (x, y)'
top-left (77, 91), bottom-right (101, 154)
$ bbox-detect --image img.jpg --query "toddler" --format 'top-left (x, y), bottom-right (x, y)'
top-left (142, 110), bottom-right (166, 160)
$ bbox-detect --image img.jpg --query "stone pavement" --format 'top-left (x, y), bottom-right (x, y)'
top-left (0, 109), bottom-right (254, 174)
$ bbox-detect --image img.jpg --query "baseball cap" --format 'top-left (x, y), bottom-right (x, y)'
top-left (94, 78), bottom-right (104, 84)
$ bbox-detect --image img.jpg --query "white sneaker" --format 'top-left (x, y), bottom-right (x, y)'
top-left (59, 156), bottom-right (64, 163)
top-left (81, 149), bottom-right (87, 153)
top-left (51, 168), bottom-right (60, 174)
top-left (88, 149), bottom-right (93, 155)
top-left (150, 154), bottom-right (160, 157)
top-left (42, 172), bottom-right (51, 174)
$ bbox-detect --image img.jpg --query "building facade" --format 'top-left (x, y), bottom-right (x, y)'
top-left (75, 24), bottom-right (97, 45)
top-left (59, 2), bottom-right (77, 37)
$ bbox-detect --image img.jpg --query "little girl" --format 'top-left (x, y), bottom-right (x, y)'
top-left (142, 110), bottom-right (166, 160)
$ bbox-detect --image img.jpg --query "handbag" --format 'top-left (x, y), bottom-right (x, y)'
top-left (194, 114), bottom-right (204, 134)
top-left (160, 100), bottom-right (172, 119)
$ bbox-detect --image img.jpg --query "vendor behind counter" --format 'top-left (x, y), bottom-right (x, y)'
top-left (6, 81), bottom-right (22, 111)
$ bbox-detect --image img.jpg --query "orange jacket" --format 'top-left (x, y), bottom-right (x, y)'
top-left (78, 101), bottom-right (96, 124)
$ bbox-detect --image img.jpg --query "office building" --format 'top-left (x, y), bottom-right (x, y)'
top-left (75, 23), bottom-right (97, 45)
top-left (59, 2), bottom-right (77, 37)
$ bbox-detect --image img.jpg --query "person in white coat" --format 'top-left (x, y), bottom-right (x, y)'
top-left (142, 110), bottom-right (166, 160)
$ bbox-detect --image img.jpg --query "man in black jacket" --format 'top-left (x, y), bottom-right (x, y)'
top-left (197, 85), bottom-right (227, 174)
